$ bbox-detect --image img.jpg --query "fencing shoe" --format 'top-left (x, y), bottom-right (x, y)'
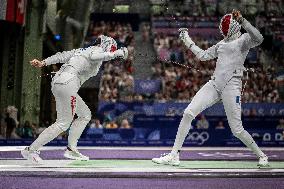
top-left (21, 147), bottom-right (42, 164)
top-left (258, 155), bottom-right (269, 167)
top-left (152, 152), bottom-right (180, 166)
top-left (64, 146), bottom-right (89, 161)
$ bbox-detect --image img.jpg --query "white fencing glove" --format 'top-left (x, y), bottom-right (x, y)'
top-left (178, 28), bottom-right (195, 48)
top-left (114, 47), bottom-right (128, 60)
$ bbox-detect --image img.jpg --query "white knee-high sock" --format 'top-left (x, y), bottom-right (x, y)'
top-left (29, 124), bottom-right (63, 151)
top-left (68, 118), bottom-right (89, 150)
top-left (236, 130), bottom-right (265, 158)
top-left (171, 114), bottom-right (194, 154)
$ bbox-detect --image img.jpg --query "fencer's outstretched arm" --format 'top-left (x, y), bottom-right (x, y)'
top-left (43, 49), bottom-right (77, 66)
top-left (179, 29), bottom-right (217, 61)
top-left (89, 52), bottom-right (115, 61)
top-left (89, 47), bottom-right (128, 61)
top-left (38, 47), bottom-right (128, 67)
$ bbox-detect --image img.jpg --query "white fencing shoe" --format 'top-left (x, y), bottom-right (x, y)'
top-left (258, 155), bottom-right (269, 167)
top-left (64, 147), bottom-right (89, 161)
top-left (21, 147), bottom-right (42, 164)
top-left (152, 153), bottom-right (180, 166)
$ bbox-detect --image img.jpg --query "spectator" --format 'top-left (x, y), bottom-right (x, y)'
top-left (249, 108), bottom-right (258, 117)
top-left (105, 121), bottom-right (118, 129)
top-left (90, 118), bottom-right (103, 129)
top-left (43, 120), bottom-right (50, 128)
top-left (22, 121), bottom-right (35, 138)
top-left (276, 119), bottom-right (284, 130)
top-left (6, 106), bottom-right (19, 126)
top-left (196, 114), bottom-right (209, 129)
top-left (36, 124), bottom-right (46, 136)
top-left (0, 109), bottom-right (5, 138)
top-left (120, 119), bottom-right (132, 129)
top-left (4, 112), bottom-right (16, 138)
top-left (142, 22), bottom-right (150, 42)
top-left (215, 121), bottom-right (225, 130)
top-left (103, 111), bottom-right (113, 123)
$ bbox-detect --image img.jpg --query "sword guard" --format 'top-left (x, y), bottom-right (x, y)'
top-left (178, 28), bottom-right (188, 33)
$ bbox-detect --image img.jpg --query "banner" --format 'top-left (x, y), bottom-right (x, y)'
top-left (0, 0), bottom-right (26, 25)
top-left (134, 79), bottom-right (161, 94)
top-left (133, 115), bottom-right (280, 130)
top-left (98, 102), bottom-right (284, 117)
top-left (1, 128), bottom-right (283, 147)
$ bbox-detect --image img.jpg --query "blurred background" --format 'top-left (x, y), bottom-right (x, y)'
top-left (0, 0), bottom-right (283, 147)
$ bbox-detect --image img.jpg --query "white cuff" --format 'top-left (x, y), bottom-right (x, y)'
top-left (190, 44), bottom-right (202, 56)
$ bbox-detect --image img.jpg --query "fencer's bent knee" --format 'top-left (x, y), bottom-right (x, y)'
top-left (183, 108), bottom-right (195, 119)
top-left (86, 109), bottom-right (91, 121)
top-left (232, 127), bottom-right (245, 138)
top-left (184, 102), bottom-right (199, 118)
top-left (79, 108), bottom-right (91, 122)
top-left (55, 118), bottom-right (73, 131)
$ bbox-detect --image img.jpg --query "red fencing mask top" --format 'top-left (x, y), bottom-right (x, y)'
top-left (219, 14), bottom-right (241, 40)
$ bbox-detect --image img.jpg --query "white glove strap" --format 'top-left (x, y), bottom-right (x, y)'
top-left (184, 37), bottom-right (195, 48)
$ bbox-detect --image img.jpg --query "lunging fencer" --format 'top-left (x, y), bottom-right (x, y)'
top-left (152, 10), bottom-right (269, 167)
top-left (21, 35), bottom-right (128, 163)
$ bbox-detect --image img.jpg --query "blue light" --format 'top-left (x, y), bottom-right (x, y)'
top-left (54, 34), bottom-right (61, 41)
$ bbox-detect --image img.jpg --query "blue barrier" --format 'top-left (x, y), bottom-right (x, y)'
top-left (133, 115), bottom-right (280, 129)
top-left (1, 129), bottom-right (283, 147)
top-left (98, 102), bottom-right (284, 117)
top-left (1, 115), bottom-right (283, 147)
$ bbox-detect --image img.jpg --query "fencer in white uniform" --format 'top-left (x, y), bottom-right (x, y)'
top-left (21, 35), bottom-right (128, 163)
top-left (152, 10), bottom-right (269, 166)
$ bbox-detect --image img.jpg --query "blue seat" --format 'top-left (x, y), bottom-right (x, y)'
top-left (86, 128), bottom-right (104, 139)
top-left (119, 129), bottom-right (135, 139)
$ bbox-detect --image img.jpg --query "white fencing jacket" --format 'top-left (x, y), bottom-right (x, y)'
top-left (44, 46), bottom-right (117, 85)
top-left (188, 19), bottom-right (263, 92)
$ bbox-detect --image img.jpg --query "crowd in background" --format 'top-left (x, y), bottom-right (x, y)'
top-left (99, 62), bottom-right (135, 102)
top-left (154, 0), bottom-right (283, 17)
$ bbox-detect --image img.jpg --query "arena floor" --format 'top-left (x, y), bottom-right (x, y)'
top-left (0, 146), bottom-right (283, 189)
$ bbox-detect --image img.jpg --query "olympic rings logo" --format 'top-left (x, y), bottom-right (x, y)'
top-left (186, 132), bottom-right (210, 145)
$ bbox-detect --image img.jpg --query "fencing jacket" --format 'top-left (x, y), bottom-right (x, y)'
top-left (44, 46), bottom-right (116, 85)
top-left (189, 19), bottom-right (263, 92)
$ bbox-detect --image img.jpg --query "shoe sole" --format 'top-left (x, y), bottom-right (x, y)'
top-left (152, 159), bottom-right (180, 166)
top-left (64, 152), bottom-right (89, 161)
top-left (258, 157), bottom-right (269, 168)
top-left (257, 163), bottom-right (270, 168)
